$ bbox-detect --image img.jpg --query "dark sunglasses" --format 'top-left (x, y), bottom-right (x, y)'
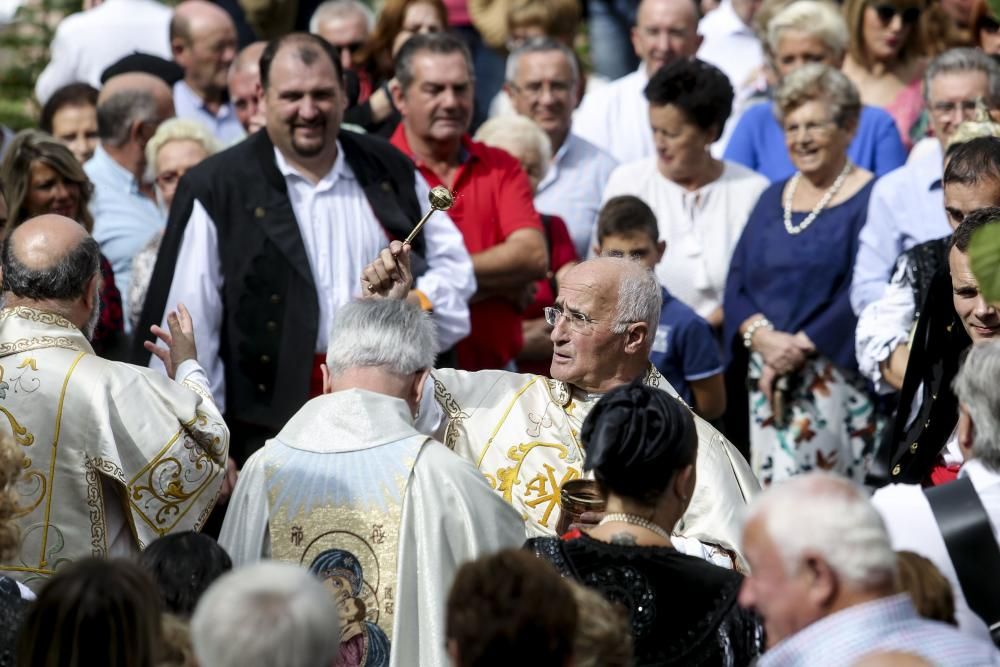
top-left (332, 41), bottom-right (365, 55)
top-left (869, 3), bottom-right (922, 25)
top-left (978, 15), bottom-right (1000, 33)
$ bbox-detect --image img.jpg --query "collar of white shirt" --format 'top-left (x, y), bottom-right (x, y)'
top-left (961, 458), bottom-right (1000, 491)
top-left (273, 142), bottom-right (355, 191)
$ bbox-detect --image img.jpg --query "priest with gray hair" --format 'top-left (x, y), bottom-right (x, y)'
top-left (362, 241), bottom-right (760, 566)
top-left (219, 298), bottom-right (523, 667)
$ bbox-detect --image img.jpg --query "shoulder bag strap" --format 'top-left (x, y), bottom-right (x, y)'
top-left (925, 476), bottom-right (1000, 637)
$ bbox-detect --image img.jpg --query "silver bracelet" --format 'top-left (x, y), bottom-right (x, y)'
top-left (743, 317), bottom-right (772, 350)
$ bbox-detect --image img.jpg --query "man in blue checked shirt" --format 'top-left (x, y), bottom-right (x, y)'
top-left (740, 473), bottom-right (1000, 667)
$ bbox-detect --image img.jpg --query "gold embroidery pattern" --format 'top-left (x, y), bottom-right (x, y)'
top-left (90, 457), bottom-right (126, 484)
top-left (496, 441), bottom-right (572, 503)
top-left (433, 375), bottom-right (469, 451)
top-left (83, 456), bottom-right (108, 556)
top-left (0, 337), bottom-right (79, 358)
top-left (129, 414), bottom-right (227, 535)
top-left (523, 462), bottom-right (580, 528)
top-left (1, 307), bottom-right (78, 330)
top-left (181, 378), bottom-right (213, 405)
top-left (39, 352), bottom-right (85, 568)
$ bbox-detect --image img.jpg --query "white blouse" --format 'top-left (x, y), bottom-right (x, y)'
top-left (601, 159), bottom-right (768, 318)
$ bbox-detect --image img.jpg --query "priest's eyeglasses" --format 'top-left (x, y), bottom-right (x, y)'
top-left (544, 306), bottom-right (598, 332)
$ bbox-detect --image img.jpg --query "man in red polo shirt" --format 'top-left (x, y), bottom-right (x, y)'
top-left (390, 32), bottom-right (548, 371)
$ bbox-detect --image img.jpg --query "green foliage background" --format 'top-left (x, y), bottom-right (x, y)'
top-left (0, 0), bottom-right (80, 129)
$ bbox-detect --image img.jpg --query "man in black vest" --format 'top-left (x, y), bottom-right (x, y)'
top-left (133, 32), bottom-right (475, 462)
top-left (877, 210), bottom-right (1000, 486)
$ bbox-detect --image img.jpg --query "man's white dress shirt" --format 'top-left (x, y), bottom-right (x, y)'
top-left (156, 144), bottom-right (475, 409)
top-left (35, 0), bottom-right (172, 104)
top-left (851, 142), bottom-right (948, 314)
top-left (873, 459), bottom-right (1000, 641)
top-left (856, 258), bottom-right (917, 393)
top-left (573, 65), bottom-right (654, 164)
top-left (697, 1), bottom-right (763, 98)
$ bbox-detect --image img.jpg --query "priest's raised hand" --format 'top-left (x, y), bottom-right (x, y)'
top-left (143, 303), bottom-right (198, 380)
top-left (361, 240), bottom-right (413, 301)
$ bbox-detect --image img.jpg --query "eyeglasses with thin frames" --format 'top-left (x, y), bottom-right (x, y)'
top-left (543, 306), bottom-right (634, 334)
top-left (508, 80), bottom-right (574, 99)
top-left (929, 98), bottom-right (982, 120)
top-left (782, 120), bottom-right (837, 139)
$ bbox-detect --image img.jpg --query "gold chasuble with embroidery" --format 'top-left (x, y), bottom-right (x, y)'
top-left (429, 366), bottom-right (760, 559)
top-left (0, 307), bottom-right (228, 590)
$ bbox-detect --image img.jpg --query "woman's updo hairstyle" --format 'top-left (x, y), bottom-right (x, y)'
top-left (582, 381), bottom-right (697, 507)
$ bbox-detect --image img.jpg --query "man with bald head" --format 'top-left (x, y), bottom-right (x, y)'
top-left (170, 0), bottom-right (242, 143)
top-left (574, 0), bottom-right (702, 164)
top-left (86, 72), bottom-right (175, 328)
top-left (0, 215), bottom-right (228, 591)
top-left (363, 241), bottom-right (759, 561)
top-left (227, 41), bottom-right (267, 134)
top-left (309, 0), bottom-right (373, 73)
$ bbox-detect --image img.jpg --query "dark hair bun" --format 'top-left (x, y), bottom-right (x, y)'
top-left (582, 380), bottom-right (697, 504)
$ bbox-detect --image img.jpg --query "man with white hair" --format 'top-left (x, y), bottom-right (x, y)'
top-left (363, 243), bottom-right (760, 562)
top-left (191, 561), bottom-right (341, 667)
top-left (873, 340), bottom-right (1000, 641)
top-left (310, 0), bottom-right (373, 74)
top-left (739, 473), bottom-right (1000, 666)
top-left (219, 299), bottom-right (523, 667)
top-left (504, 37), bottom-right (618, 258)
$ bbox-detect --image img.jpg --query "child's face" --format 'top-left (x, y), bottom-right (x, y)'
top-left (598, 231), bottom-right (662, 270)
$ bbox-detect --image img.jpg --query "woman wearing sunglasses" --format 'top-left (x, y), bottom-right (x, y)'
top-left (842, 0), bottom-right (930, 150)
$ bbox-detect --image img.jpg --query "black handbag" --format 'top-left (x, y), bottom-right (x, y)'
top-left (925, 476), bottom-right (1000, 646)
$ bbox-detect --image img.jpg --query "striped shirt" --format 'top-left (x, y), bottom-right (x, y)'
top-left (760, 594), bottom-right (1000, 667)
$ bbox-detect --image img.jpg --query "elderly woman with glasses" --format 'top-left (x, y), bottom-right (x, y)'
top-left (128, 119), bottom-right (220, 330)
top-left (475, 114), bottom-right (579, 376)
top-left (726, 0), bottom-right (907, 181)
top-left (841, 0), bottom-right (933, 150)
top-left (724, 64), bottom-right (878, 487)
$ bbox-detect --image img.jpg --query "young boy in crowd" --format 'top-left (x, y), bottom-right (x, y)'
top-left (595, 196), bottom-right (726, 420)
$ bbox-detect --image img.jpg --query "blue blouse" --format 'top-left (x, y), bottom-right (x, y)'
top-left (723, 178), bottom-right (876, 371)
top-left (724, 103), bottom-right (906, 182)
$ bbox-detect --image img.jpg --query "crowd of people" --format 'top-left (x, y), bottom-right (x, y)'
top-left (0, 0), bottom-right (1000, 663)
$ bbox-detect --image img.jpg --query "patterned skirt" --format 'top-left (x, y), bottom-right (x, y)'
top-left (747, 353), bottom-right (877, 486)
